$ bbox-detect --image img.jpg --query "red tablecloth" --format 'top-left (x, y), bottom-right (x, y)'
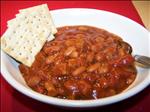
top-left (1, 1), bottom-right (150, 112)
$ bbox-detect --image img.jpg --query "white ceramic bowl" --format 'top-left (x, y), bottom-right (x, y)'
top-left (1, 8), bottom-right (150, 108)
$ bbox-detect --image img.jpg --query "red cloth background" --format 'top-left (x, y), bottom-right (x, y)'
top-left (0, 1), bottom-right (150, 112)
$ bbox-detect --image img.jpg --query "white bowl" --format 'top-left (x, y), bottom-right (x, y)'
top-left (1, 8), bottom-right (150, 108)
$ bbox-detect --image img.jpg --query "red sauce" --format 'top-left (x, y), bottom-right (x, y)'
top-left (19, 26), bottom-right (137, 100)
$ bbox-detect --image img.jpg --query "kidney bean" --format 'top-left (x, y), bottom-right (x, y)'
top-left (45, 55), bottom-right (55, 64)
top-left (43, 46), bottom-right (60, 54)
top-left (64, 80), bottom-right (79, 93)
top-left (70, 51), bottom-right (78, 58)
top-left (87, 52), bottom-right (94, 63)
top-left (72, 66), bottom-right (86, 76)
top-left (58, 63), bottom-right (67, 75)
top-left (51, 46), bottom-right (61, 52)
top-left (78, 80), bottom-right (92, 96)
top-left (91, 45), bottom-right (97, 52)
top-left (75, 38), bottom-right (84, 49)
top-left (65, 39), bottom-right (75, 46)
top-left (95, 53), bottom-right (104, 62)
top-left (27, 76), bottom-right (41, 87)
top-left (68, 59), bottom-right (77, 68)
top-left (75, 34), bottom-right (85, 38)
top-left (45, 82), bottom-right (58, 96)
top-left (98, 63), bottom-right (109, 74)
top-left (64, 46), bottom-right (76, 56)
top-left (95, 37), bottom-right (105, 43)
top-left (78, 26), bottom-right (88, 31)
top-left (87, 63), bottom-right (100, 72)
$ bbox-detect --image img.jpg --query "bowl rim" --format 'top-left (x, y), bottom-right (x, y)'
top-left (1, 8), bottom-right (150, 108)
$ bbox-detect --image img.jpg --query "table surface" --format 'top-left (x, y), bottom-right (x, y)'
top-left (1, 1), bottom-right (150, 112)
top-left (132, 1), bottom-right (150, 30)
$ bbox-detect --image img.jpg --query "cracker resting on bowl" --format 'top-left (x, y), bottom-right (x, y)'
top-left (1, 4), bottom-right (57, 67)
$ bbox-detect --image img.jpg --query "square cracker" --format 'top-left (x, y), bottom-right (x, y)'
top-left (1, 4), bottom-right (56, 67)
top-left (7, 4), bottom-right (57, 34)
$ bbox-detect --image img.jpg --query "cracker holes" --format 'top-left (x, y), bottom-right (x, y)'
top-left (38, 19), bottom-right (41, 21)
top-left (36, 25), bottom-right (39, 28)
top-left (16, 42), bottom-right (19, 44)
top-left (33, 16), bottom-right (36, 18)
top-left (31, 34), bottom-right (34, 36)
top-left (13, 31), bottom-right (16, 34)
top-left (19, 52), bottom-right (22, 55)
top-left (11, 48), bottom-right (14, 51)
top-left (26, 57), bottom-right (29, 60)
top-left (31, 21), bottom-right (33, 24)
top-left (24, 29), bottom-right (27, 32)
top-left (27, 40), bottom-right (30, 43)
top-left (8, 37), bottom-right (11, 40)
top-left (20, 35), bottom-right (23, 38)
top-left (33, 42), bottom-right (37, 47)
top-left (4, 43), bottom-right (7, 47)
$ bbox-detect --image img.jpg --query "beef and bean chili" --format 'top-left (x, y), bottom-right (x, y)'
top-left (19, 26), bottom-right (137, 100)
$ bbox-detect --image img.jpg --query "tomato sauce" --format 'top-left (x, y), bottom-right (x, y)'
top-left (19, 26), bottom-right (137, 100)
